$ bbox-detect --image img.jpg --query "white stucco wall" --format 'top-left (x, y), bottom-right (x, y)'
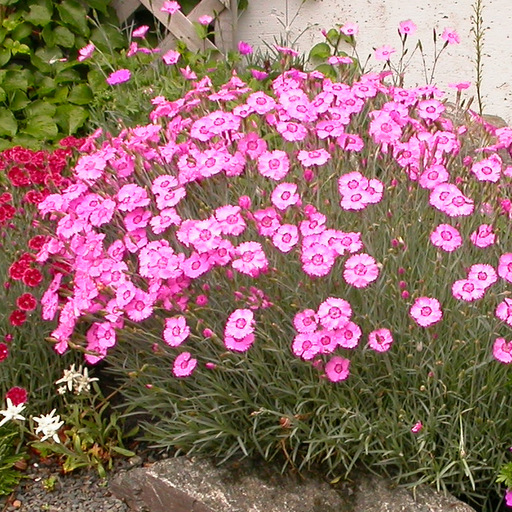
top-left (236, 0), bottom-right (512, 123)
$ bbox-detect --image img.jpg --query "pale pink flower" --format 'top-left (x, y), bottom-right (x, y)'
top-left (468, 264), bottom-right (497, 289)
top-left (246, 91), bottom-right (276, 114)
top-left (417, 99), bottom-right (445, 121)
top-left (441, 27), bottom-right (460, 45)
top-left (276, 121), bottom-right (308, 142)
top-left (398, 20), bottom-right (417, 36)
top-left (452, 279), bottom-right (486, 302)
top-left (163, 49), bottom-right (180, 65)
top-left (471, 155), bottom-right (502, 182)
top-left (419, 165), bottom-right (449, 190)
top-left (132, 25), bottom-right (149, 38)
top-left (430, 224), bottom-right (462, 252)
top-left (257, 150), bottom-right (290, 180)
top-left (161, 1), bottom-right (181, 14)
top-left (232, 241), bottom-right (268, 277)
top-left (225, 309), bottom-right (254, 339)
top-left (293, 309), bottom-right (318, 334)
top-left (297, 149), bottom-right (331, 167)
top-left (498, 253), bottom-right (512, 283)
top-left (292, 333), bottom-right (320, 360)
top-left (324, 356), bottom-right (350, 382)
top-left (496, 298), bottom-right (512, 326)
top-left (368, 328), bottom-right (394, 352)
top-left (106, 69), bottom-right (131, 85)
top-left (343, 253), bottom-right (380, 288)
top-left (198, 15), bottom-right (213, 25)
top-left (224, 333), bottom-right (255, 352)
top-left (254, 207), bottom-right (281, 237)
top-left (493, 338), bottom-right (512, 364)
top-left (335, 321), bottom-right (362, 349)
top-left (77, 43), bottom-right (95, 62)
top-left (470, 224), bottom-right (496, 248)
top-left (340, 22), bottom-right (359, 36)
top-left (301, 243), bottom-right (336, 277)
top-left (163, 316), bottom-right (190, 347)
top-left (272, 224), bottom-right (299, 253)
top-left (271, 182), bottom-right (300, 211)
top-left (317, 297), bottom-right (352, 330)
top-left (172, 352), bottom-right (197, 378)
top-left (410, 297), bottom-right (443, 327)
top-left (215, 205), bottom-right (246, 236)
top-left (374, 45), bottom-right (396, 61)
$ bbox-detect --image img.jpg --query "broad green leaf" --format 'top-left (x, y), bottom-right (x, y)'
top-left (32, 46), bottom-right (63, 72)
top-left (0, 49), bottom-right (10, 67)
top-left (25, 0), bottom-right (53, 26)
top-left (57, 0), bottom-right (89, 37)
top-left (9, 90), bottom-right (29, 111)
top-left (24, 99), bottom-right (56, 118)
top-left (0, 87), bottom-right (6, 102)
top-left (22, 114), bottom-right (58, 139)
top-left (85, 0), bottom-right (109, 15)
top-left (68, 83), bottom-right (92, 105)
top-left (41, 24), bottom-right (55, 46)
top-left (34, 76), bottom-right (56, 96)
top-left (87, 68), bottom-right (107, 93)
top-left (90, 25), bottom-right (126, 52)
top-left (309, 42), bottom-right (331, 61)
top-left (56, 103), bottom-right (88, 134)
top-left (53, 85), bottom-right (69, 102)
top-left (3, 69), bottom-right (31, 92)
top-left (0, 138), bottom-right (11, 151)
top-left (11, 133), bottom-right (39, 148)
top-left (12, 22), bottom-right (33, 40)
top-left (54, 25), bottom-right (75, 48)
top-left (314, 63), bottom-right (337, 79)
top-left (0, 108), bottom-right (17, 137)
top-left (55, 68), bottom-right (80, 84)
top-left (10, 41), bottom-right (31, 55)
top-left (0, 27), bottom-right (7, 44)
top-left (0, 0), bottom-right (20, 6)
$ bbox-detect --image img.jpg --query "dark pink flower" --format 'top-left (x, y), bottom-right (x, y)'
top-left (368, 328), bottom-right (394, 352)
top-left (106, 69), bottom-right (131, 86)
top-left (163, 316), bottom-right (190, 347)
top-left (498, 253), bottom-right (512, 283)
top-left (493, 338), bottom-right (512, 364)
top-left (173, 352), bottom-right (197, 377)
top-left (324, 356), bottom-right (350, 382)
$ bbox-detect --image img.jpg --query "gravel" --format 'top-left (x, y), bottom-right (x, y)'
top-left (0, 457), bottom-right (136, 512)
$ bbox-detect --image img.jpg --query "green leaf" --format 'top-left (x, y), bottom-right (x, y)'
top-left (25, 0), bottom-right (53, 26)
top-left (22, 114), bottom-right (58, 139)
top-left (308, 42), bottom-right (331, 61)
top-left (10, 41), bottom-right (31, 55)
top-left (111, 446), bottom-right (136, 457)
top-left (41, 24), bottom-right (55, 46)
top-left (12, 22), bottom-right (33, 41)
top-left (32, 46), bottom-right (64, 72)
top-left (0, 49), bottom-right (10, 67)
top-left (0, 108), bottom-right (17, 137)
top-left (0, 27), bottom-right (7, 44)
top-left (68, 83), bottom-right (92, 105)
top-left (56, 103), bottom-right (87, 134)
top-left (24, 99), bottom-right (56, 118)
top-left (0, 87), bottom-right (6, 102)
top-left (85, 0), bottom-right (109, 14)
top-left (53, 85), bottom-right (69, 102)
top-left (87, 68), bottom-right (107, 93)
top-left (57, 0), bottom-right (89, 37)
top-left (90, 25), bottom-right (126, 52)
top-left (55, 68), bottom-right (80, 84)
top-left (314, 63), bottom-right (336, 79)
top-left (0, 0), bottom-right (20, 5)
top-left (9, 90), bottom-right (29, 111)
top-left (54, 25), bottom-right (75, 48)
top-left (3, 69), bottom-right (31, 92)
top-left (35, 76), bottom-right (56, 96)
top-left (11, 133), bottom-right (39, 148)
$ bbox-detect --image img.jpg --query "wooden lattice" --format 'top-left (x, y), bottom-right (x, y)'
top-left (112, 0), bottom-right (235, 53)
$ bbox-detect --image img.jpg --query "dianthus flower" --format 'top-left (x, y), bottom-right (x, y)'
top-left (441, 27), bottom-right (460, 45)
top-left (398, 20), bottom-right (417, 36)
top-left (232, 242), bottom-right (268, 277)
top-left (343, 253), bottom-right (380, 288)
top-left (470, 224), bottom-right (496, 248)
top-left (452, 279), bottom-right (486, 302)
top-left (368, 328), bottom-right (394, 352)
top-left (257, 150), bottom-right (290, 180)
top-left (225, 309), bottom-right (255, 339)
top-left (324, 356), bottom-right (350, 382)
top-left (430, 224), bottom-right (462, 252)
top-left (410, 297), bottom-right (443, 327)
top-left (172, 352), bottom-right (197, 377)
top-left (334, 321), bottom-right (362, 349)
top-left (496, 298), bottom-right (512, 326)
top-left (293, 309), bottom-right (318, 334)
top-left (498, 253), bottom-right (512, 283)
top-left (163, 316), bottom-right (190, 347)
top-left (493, 338), bottom-right (512, 364)
top-left (272, 224), bottom-right (299, 253)
top-left (374, 45), bottom-right (396, 61)
top-left (471, 155), bottom-right (502, 183)
top-left (292, 333), bottom-right (320, 360)
top-left (106, 69), bottom-right (131, 86)
top-left (467, 264), bottom-right (497, 289)
top-left (317, 297), bottom-right (352, 330)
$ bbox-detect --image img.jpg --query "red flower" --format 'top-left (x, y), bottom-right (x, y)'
top-left (11, 146), bottom-right (33, 164)
top-left (0, 192), bottom-right (12, 204)
top-left (9, 310), bottom-right (26, 326)
top-left (8, 261), bottom-right (27, 281)
top-left (5, 387), bottom-right (28, 406)
top-left (22, 268), bottom-right (43, 287)
top-left (0, 343), bottom-right (8, 361)
top-left (0, 204), bottom-right (15, 223)
top-left (28, 235), bottom-right (48, 251)
top-left (24, 190), bottom-right (45, 204)
top-left (7, 166), bottom-right (30, 187)
top-left (16, 293), bottom-right (37, 311)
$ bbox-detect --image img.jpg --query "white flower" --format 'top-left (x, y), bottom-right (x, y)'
top-left (33, 409), bottom-right (64, 443)
top-left (0, 399), bottom-right (26, 427)
top-left (55, 364), bottom-right (79, 393)
top-left (55, 364), bottom-right (98, 395)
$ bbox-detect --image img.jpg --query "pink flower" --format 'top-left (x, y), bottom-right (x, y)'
top-left (324, 356), bottom-right (350, 382)
top-left (331, 323), bottom-right (360, 351)
top-left (272, 224), bottom-right (299, 253)
top-left (452, 279), bottom-right (486, 302)
top-left (374, 45), bottom-right (396, 61)
top-left (132, 25), bottom-right (149, 38)
top-left (172, 352), bottom-right (197, 378)
top-left (297, 149), bottom-right (331, 167)
top-left (106, 69), bottom-right (131, 86)
top-left (419, 165), bottom-right (449, 190)
top-left (493, 338), bottom-right (512, 364)
top-left (78, 43), bottom-right (95, 62)
top-left (238, 40), bottom-right (253, 55)
top-left (232, 241), bottom-right (268, 277)
top-left (198, 15), bottom-right (213, 25)
top-left (257, 150), bottom-right (290, 180)
top-left (441, 27), bottom-right (460, 45)
top-left (225, 308), bottom-right (254, 339)
top-left (498, 253), bottom-right (512, 283)
top-left (161, 1), bottom-right (181, 14)
top-left (271, 183), bottom-right (300, 211)
top-left (301, 243), bottom-right (336, 277)
top-left (496, 298), bottom-right (512, 326)
top-left (317, 297), bottom-right (352, 330)
top-left (343, 253), bottom-right (380, 288)
top-left (163, 49), bottom-right (180, 65)
top-left (340, 22), bottom-right (359, 36)
top-left (292, 333), bottom-right (320, 360)
top-left (471, 155), bottom-right (502, 182)
top-left (163, 316), bottom-right (190, 347)
top-left (470, 224), bottom-right (496, 248)
top-left (430, 224), bottom-right (462, 252)
top-left (368, 328), bottom-right (394, 352)
top-left (410, 297), bottom-right (443, 327)
top-left (398, 20), bottom-right (417, 36)
top-left (417, 99), bottom-right (445, 121)
top-left (224, 333), bottom-right (255, 352)
top-left (468, 264), bottom-right (497, 289)
top-left (293, 309), bottom-right (318, 334)
top-left (505, 489), bottom-right (512, 507)
top-left (411, 421), bottom-right (423, 434)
